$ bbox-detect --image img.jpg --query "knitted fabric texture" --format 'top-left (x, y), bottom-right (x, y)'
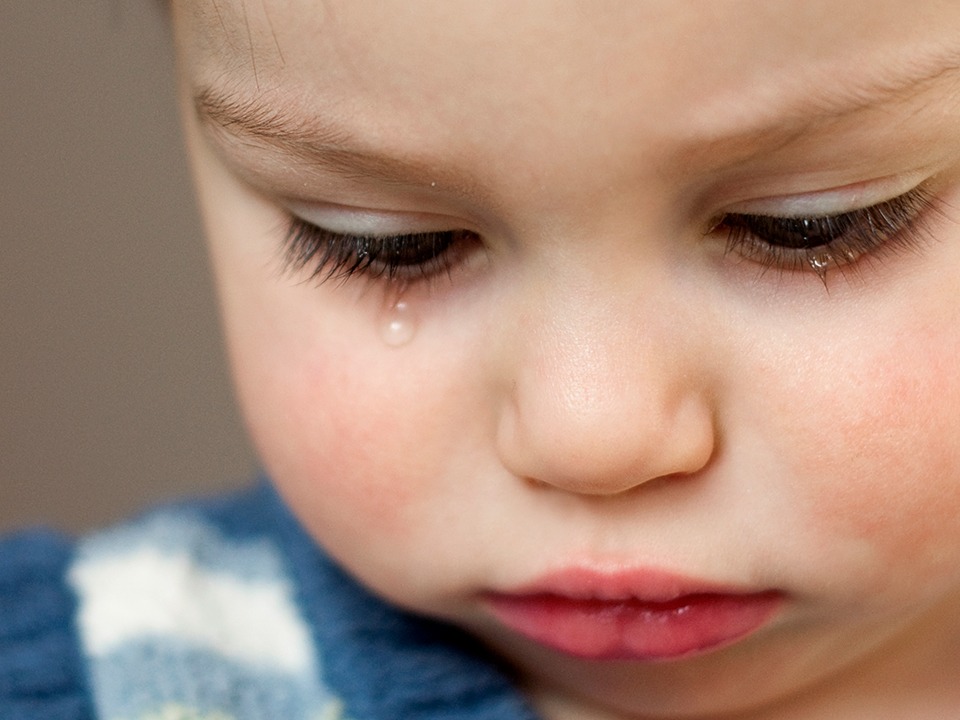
top-left (0, 530), bottom-right (93, 720)
top-left (68, 506), bottom-right (338, 720)
top-left (1, 483), bottom-right (541, 720)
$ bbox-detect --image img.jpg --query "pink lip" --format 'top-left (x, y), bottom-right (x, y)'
top-left (484, 568), bottom-right (782, 661)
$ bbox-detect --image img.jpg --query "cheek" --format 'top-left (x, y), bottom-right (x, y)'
top-left (765, 313), bottom-right (960, 593)
top-left (199, 167), bottom-right (509, 607)
top-left (191, 133), bottom-right (479, 564)
top-left (240, 334), bottom-right (432, 540)
top-left (221, 279), bottom-right (495, 599)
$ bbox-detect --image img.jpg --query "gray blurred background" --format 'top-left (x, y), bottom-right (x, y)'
top-left (1, 2), bottom-right (256, 533)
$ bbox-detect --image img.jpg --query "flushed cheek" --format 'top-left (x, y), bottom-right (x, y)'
top-left (770, 322), bottom-right (960, 600)
top-left (228, 300), bottom-right (495, 598)
top-left (242, 339), bottom-right (437, 535)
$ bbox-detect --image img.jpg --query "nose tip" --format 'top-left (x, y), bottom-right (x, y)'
top-left (493, 265), bottom-right (718, 497)
top-left (498, 387), bottom-right (716, 496)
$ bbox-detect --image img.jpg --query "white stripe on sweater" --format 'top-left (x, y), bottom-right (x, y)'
top-left (70, 546), bottom-right (313, 673)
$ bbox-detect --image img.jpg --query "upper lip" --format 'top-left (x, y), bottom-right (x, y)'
top-left (494, 565), bottom-right (769, 603)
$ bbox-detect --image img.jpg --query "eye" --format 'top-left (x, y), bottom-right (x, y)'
top-left (714, 185), bottom-right (937, 279)
top-left (281, 215), bottom-right (481, 285)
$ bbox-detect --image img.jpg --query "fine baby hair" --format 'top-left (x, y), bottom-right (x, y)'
top-left (4, 2), bottom-right (960, 719)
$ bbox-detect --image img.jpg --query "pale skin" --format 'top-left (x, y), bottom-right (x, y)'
top-left (170, 1), bottom-right (960, 718)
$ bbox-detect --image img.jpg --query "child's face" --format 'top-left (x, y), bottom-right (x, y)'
top-left (173, 1), bottom-right (960, 717)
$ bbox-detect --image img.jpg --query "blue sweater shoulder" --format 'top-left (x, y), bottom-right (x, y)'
top-left (0, 484), bottom-right (541, 720)
top-left (0, 529), bottom-right (93, 720)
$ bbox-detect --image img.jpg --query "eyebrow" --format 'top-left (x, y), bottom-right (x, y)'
top-left (193, 45), bottom-right (960, 182)
top-left (797, 49), bottom-right (960, 123)
top-left (684, 46), bottom-right (960, 161)
top-left (193, 85), bottom-right (475, 193)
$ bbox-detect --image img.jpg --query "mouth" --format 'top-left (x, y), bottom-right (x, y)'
top-left (483, 568), bottom-right (783, 661)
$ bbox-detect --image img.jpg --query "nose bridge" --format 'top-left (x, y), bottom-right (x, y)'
top-left (497, 275), bottom-right (716, 495)
top-left (536, 293), bottom-right (659, 422)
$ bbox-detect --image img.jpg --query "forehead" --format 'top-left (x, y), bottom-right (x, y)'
top-left (175, 1), bottom-right (960, 96)
top-left (172, 0), bottom-right (960, 203)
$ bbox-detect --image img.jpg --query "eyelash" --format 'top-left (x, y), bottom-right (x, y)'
top-left (280, 185), bottom-right (938, 286)
top-left (281, 219), bottom-right (480, 285)
top-left (714, 185), bottom-right (937, 279)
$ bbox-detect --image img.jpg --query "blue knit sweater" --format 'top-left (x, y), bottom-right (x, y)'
top-left (0, 482), bottom-right (541, 720)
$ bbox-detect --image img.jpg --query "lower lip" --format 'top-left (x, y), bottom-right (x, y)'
top-left (485, 589), bottom-right (782, 661)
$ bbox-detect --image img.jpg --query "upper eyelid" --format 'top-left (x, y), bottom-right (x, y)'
top-left (283, 181), bottom-right (928, 229)
top-left (720, 172), bottom-right (934, 218)
top-left (719, 186), bottom-right (935, 240)
top-left (285, 201), bottom-right (474, 236)
top-left (274, 163), bottom-right (939, 244)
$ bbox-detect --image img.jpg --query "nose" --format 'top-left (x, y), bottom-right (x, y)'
top-left (496, 284), bottom-right (716, 496)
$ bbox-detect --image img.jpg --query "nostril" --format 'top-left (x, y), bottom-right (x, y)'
top-left (522, 476), bottom-right (551, 491)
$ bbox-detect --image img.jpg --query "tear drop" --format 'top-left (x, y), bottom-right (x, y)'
top-left (380, 299), bottom-right (417, 347)
top-left (807, 252), bottom-right (831, 282)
